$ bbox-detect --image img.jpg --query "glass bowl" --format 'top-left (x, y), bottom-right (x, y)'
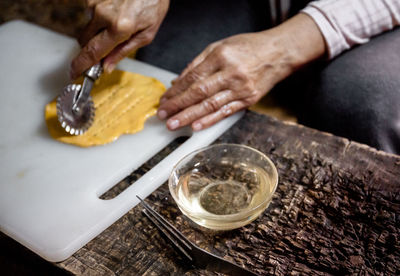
top-left (168, 143), bottom-right (278, 230)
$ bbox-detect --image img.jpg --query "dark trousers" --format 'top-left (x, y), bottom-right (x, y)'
top-left (296, 28), bottom-right (400, 154)
top-left (136, 0), bottom-right (400, 155)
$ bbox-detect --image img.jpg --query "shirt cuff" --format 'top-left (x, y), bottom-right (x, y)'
top-left (301, 6), bottom-right (349, 59)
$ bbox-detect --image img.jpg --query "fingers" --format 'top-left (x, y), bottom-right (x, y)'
top-left (70, 28), bottom-right (127, 79)
top-left (158, 71), bottom-right (230, 120)
top-left (78, 11), bottom-right (107, 46)
top-left (102, 29), bottom-right (154, 73)
top-left (179, 42), bottom-right (218, 79)
top-left (164, 89), bottom-right (236, 130)
top-left (79, 1), bottom-right (114, 46)
top-left (161, 54), bottom-right (220, 102)
top-left (72, 1), bottom-right (134, 79)
top-left (73, 0), bottom-right (170, 80)
top-left (192, 101), bottom-right (247, 130)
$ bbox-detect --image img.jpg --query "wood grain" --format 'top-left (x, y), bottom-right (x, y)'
top-left (1, 111), bottom-right (399, 275)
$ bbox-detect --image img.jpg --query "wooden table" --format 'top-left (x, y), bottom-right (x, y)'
top-left (1, 111), bottom-right (400, 275)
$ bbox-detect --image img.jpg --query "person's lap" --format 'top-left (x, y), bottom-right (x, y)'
top-left (296, 27), bottom-right (400, 154)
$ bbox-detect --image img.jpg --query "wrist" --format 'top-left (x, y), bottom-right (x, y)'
top-left (274, 13), bottom-right (327, 71)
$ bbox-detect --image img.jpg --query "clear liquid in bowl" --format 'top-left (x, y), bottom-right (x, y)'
top-left (176, 158), bottom-right (272, 220)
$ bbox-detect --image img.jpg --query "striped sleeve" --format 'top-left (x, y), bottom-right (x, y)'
top-left (301, 0), bottom-right (400, 58)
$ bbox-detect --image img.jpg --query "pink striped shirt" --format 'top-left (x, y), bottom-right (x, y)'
top-left (301, 0), bottom-right (400, 58)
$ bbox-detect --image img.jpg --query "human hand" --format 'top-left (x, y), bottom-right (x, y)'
top-left (157, 13), bottom-right (326, 131)
top-left (70, 0), bottom-right (169, 80)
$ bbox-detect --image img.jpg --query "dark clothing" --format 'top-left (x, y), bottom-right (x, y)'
top-left (297, 28), bottom-right (400, 154)
top-left (136, 0), bottom-right (400, 155)
top-left (136, 0), bottom-right (271, 73)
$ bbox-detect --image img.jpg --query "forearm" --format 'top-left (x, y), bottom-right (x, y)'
top-left (259, 13), bottom-right (326, 76)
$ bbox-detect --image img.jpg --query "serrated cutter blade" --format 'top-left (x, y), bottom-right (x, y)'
top-left (56, 83), bottom-right (95, 135)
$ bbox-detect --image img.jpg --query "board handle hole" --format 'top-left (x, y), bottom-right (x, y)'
top-left (99, 136), bottom-right (189, 200)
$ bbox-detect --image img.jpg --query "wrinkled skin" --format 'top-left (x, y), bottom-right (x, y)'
top-left (70, 0), bottom-right (169, 79)
top-left (158, 14), bottom-right (325, 131)
top-left (157, 32), bottom-right (294, 131)
top-left (71, 3), bottom-right (325, 131)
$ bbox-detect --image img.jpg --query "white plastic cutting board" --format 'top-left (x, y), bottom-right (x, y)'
top-left (0, 21), bottom-right (243, 262)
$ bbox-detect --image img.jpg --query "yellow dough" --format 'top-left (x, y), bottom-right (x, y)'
top-left (45, 70), bottom-right (166, 147)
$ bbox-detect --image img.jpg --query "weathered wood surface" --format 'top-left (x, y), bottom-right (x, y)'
top-left (0, 0), bottom-right (88, 37)
top-left (1, 111), bottom-right (400, 275)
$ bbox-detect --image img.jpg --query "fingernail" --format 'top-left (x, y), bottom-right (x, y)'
top-left (192, 122), bottom-right (202, 131)
top-left (167, 119), bottom-right (179, 130)
top-left (104, 63), bottom-right (115, 74)
top-left (158, 109), bottom-right (168, 120)
top-left (160, 97), bottom-right (167, 104)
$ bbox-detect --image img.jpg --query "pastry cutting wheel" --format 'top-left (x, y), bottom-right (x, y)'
top-left (57, 64), bottom-right (102, 135)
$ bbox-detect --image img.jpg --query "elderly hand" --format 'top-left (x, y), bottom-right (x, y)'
top-left (70, 0), bottom-right (169, 80)
top-left (157, 13), bottom-right (326, 131)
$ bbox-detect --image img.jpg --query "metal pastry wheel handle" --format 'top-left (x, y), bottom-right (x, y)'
top-left (72, 63), bottom-right (103, 113)
top-left (57, 63), bottom-right (103, 135)
top-left (86, 63), bottom-right (103, 79)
